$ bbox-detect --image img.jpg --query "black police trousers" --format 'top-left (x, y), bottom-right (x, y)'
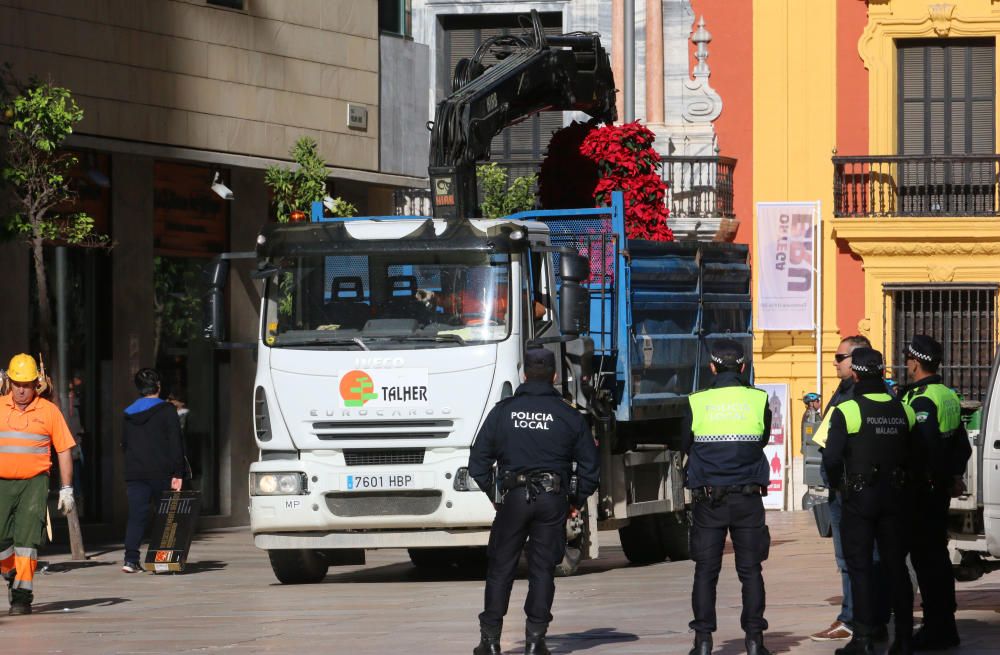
top-left (910, 488), bottom-right (957, 626)
top-left (479, 489), bottom-right (569, 629)
top-left (690, 492), bottom-right (769, 635)
top-left (840, 493), bottom-right (913, 637)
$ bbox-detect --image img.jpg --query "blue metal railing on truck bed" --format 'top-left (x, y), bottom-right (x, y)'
top-left (509, 191), bottom-right (752, 422)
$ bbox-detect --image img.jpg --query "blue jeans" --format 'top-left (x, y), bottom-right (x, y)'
top-left (830, 490), bottom-right (891, 626)
top-left (124, 479), bottom-right (170, 564)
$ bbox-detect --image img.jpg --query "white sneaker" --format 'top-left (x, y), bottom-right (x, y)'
top-left (121, 561), bottom-right (142, 573)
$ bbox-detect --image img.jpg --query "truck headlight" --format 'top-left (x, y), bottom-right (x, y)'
top-left (251, 472), bottom-right (307, 496)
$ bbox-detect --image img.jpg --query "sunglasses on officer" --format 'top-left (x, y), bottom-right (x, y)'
top-left (834, 353), bottom-right (851, 363)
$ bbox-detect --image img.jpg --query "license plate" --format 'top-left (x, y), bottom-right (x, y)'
top-left (342, 472), bottom-right (430, 491)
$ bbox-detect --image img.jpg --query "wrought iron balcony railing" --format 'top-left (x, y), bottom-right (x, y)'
top-left (392, 155), bottom-right (738, 219)
top-left (833, 154), bottom-right (1000, 217)
top-left (662, 155), bottom-right (736, 219)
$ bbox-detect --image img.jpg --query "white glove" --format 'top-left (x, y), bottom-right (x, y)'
top-left (57, 486), bottom-right (75, 515)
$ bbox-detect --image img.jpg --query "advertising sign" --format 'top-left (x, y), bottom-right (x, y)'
top-left (755, 203), bottom-right (818, 330)
top-left (338, 369), bottom-right (430, 408)
top-left (758, 383), bottom-right (789, 510)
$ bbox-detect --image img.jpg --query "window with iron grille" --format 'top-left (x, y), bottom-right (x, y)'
top-left (884, 284), bottom-right (998, 402)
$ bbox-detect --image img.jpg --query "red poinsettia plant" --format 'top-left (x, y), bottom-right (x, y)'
top-left (580, 121), bottom-right (673, 241)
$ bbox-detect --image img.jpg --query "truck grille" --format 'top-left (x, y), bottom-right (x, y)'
top-left (343, 449), bottom-right (425, 466)
top-left (313, 419), bottom-right (454, 440)
top-left (325, 491), bottom-right (442, 517)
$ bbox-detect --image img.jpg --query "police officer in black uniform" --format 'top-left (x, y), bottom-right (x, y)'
top-left (682, 339), bottom-right (772, 655)
top-left (898, 335), bottom-right (972, 651)
top-left (822, 348), bottom-right (916, 655)
top-left (468, 348), bottom-right (599, 655)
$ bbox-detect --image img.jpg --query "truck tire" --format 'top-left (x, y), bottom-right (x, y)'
top-left (618, 515), bottom-right (668, 565)
top-left (659, 512), bottom-right (691, 562)
top-left (267, 549), bottom-right (329, 584)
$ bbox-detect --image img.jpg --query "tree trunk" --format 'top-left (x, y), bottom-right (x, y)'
top-left (30, 235), bottom-right (53, 360)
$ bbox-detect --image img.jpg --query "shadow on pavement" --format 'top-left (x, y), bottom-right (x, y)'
top-left (39, 560), bottom-right (115, 574)
top-left (178, 560), bottom-right (228, 574)
top-left (321, 554), bottom-right (629, 584)
top-left (32, 597), bottom-right (131, 613)
top-left (545, 627), bottom-right (640, 652)
top-left (716, 631), bottom-right (801, 654)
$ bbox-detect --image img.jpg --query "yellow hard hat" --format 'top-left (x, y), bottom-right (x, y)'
top-left (7, 353), bottom-right (39, 383)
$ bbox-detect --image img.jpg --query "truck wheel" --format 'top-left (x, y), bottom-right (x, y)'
top-left (618, 515), bottom-right (668, 565)
top-left (659, 512), bottom-right (691, 562)
top-left (267, 549), bottom-right (329, 584)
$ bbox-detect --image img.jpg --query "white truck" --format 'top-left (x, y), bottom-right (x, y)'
top-left (203, 13), bottom-right (754, 584)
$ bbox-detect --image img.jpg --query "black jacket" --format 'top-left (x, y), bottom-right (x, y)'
top-left (122, 401), bottom-right (186, 481)
top-left (898, 374), bottom-right (973, 481)
top-left (681, 371), bottom-right (772, 488)
top-left (468, 381), bottom-right (599, 503)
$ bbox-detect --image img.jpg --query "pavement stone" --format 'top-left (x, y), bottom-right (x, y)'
top-left (4, 511), bottom-right (998, 654)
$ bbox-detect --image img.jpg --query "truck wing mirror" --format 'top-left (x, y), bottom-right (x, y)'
top-left (559, 280), bottom-right (590, 337)
top-left (560, 253), bottom-right (590, 283)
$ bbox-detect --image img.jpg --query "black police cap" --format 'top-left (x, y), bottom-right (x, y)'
top-left (849, 347), bottom-right (885, 378)
top-left (907, 334), bottom-right (943, 366)
top-left (524, 347), bottom-right (555, 369)
top-left (709, 338), bottom-right (745, 368)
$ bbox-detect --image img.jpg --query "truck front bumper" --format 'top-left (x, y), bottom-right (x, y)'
top-left (249, 449), bottom-right (496, 548)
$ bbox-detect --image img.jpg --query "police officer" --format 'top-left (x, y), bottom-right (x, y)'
top-left (682, 339), bottom-right (772, 655)
top-left (898, 335), bottom-right (971, 650)
top-left (822, 348), bottom-right (915, 655)
top-left (468, 348), bottom-right (599, 655)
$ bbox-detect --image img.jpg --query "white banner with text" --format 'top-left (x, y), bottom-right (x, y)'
top-left (755, 203), bottom-right (818, 330)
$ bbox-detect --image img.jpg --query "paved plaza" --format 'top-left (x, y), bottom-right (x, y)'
top-left (6, 511), bottom-right (998, 654)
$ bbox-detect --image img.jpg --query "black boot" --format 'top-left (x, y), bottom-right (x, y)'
top-left (912, 618), bottom-right (959, 651)
top-left (473, 623), bottom-right (501, 655)
top-left (887, 635), bottom-right (913, 655)
top-left (745, 632), bottom-right (772, 655)
top-left (689, 632), bottom-right (712, 655)
top-left (524, 623), bottom-right (550, 655)
top-left (835, 634), bottom-right (875, 655)
top-left (8, 599), bottom-right (31, 616)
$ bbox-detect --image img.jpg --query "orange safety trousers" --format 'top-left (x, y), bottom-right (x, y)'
top-left (0, 475), bottom-right (48, 604)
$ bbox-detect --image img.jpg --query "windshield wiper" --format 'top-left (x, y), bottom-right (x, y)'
top-left (275, 337), bottom-right (369, 350)
top-left (371, 334), bottom-right (467, 345)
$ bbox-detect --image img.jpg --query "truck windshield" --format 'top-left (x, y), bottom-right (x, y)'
top-left (263, 250), bottom-right (511, 349)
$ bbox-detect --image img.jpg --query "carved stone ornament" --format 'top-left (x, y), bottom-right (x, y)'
top-left (928, 3), bottom-right (956, 36)
top-left (927, 265), bottom-right (956, 282)
top-left (858, 318), bottom-right (872, 336)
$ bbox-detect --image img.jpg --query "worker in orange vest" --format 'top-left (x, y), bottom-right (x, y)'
top-left (0, 354), bottom-right (77, 615)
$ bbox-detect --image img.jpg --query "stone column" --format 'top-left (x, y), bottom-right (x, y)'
top-left (221, 167), bottom-right (267, 526)
top-left (110, 154), bottom-right (155, 525)
top-left (645, 0), bottom-right (664, 125)
top-left (612, 0), bottom-right (625, 121)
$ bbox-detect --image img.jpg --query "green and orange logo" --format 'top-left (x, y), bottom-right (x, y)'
top-left (340, 370), bottom-right (378, 407)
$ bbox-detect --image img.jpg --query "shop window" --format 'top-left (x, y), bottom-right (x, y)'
top-left (884, 284), bottom-right (998, 402)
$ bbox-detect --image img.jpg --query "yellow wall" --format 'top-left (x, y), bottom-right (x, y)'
top-left (752, 0), bottom-right (839, 454)
top-left (837, 0), bottom-right (1000, 374)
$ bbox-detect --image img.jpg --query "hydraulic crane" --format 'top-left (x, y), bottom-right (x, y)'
top-left (428, 10), bottom-right (617, 220)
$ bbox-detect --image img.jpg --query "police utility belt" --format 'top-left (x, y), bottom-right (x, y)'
top-left (692, 484), bottom-right (765, 505)
top-left (842, 465), bottom-right (907, 494)
top-left (500, 471), bottom-right (563, 503)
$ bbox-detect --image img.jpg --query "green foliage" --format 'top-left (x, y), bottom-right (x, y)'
top-left (0, 80), bottom-right (105, 246)
top-left (278, 271), bottom-right (295, 318)
top-left (153, 257), bottom-right (204, 357)
top-left (265, 137), bottom-right (359, 221)
top-left (477, 162), bottom-right (537, 219)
